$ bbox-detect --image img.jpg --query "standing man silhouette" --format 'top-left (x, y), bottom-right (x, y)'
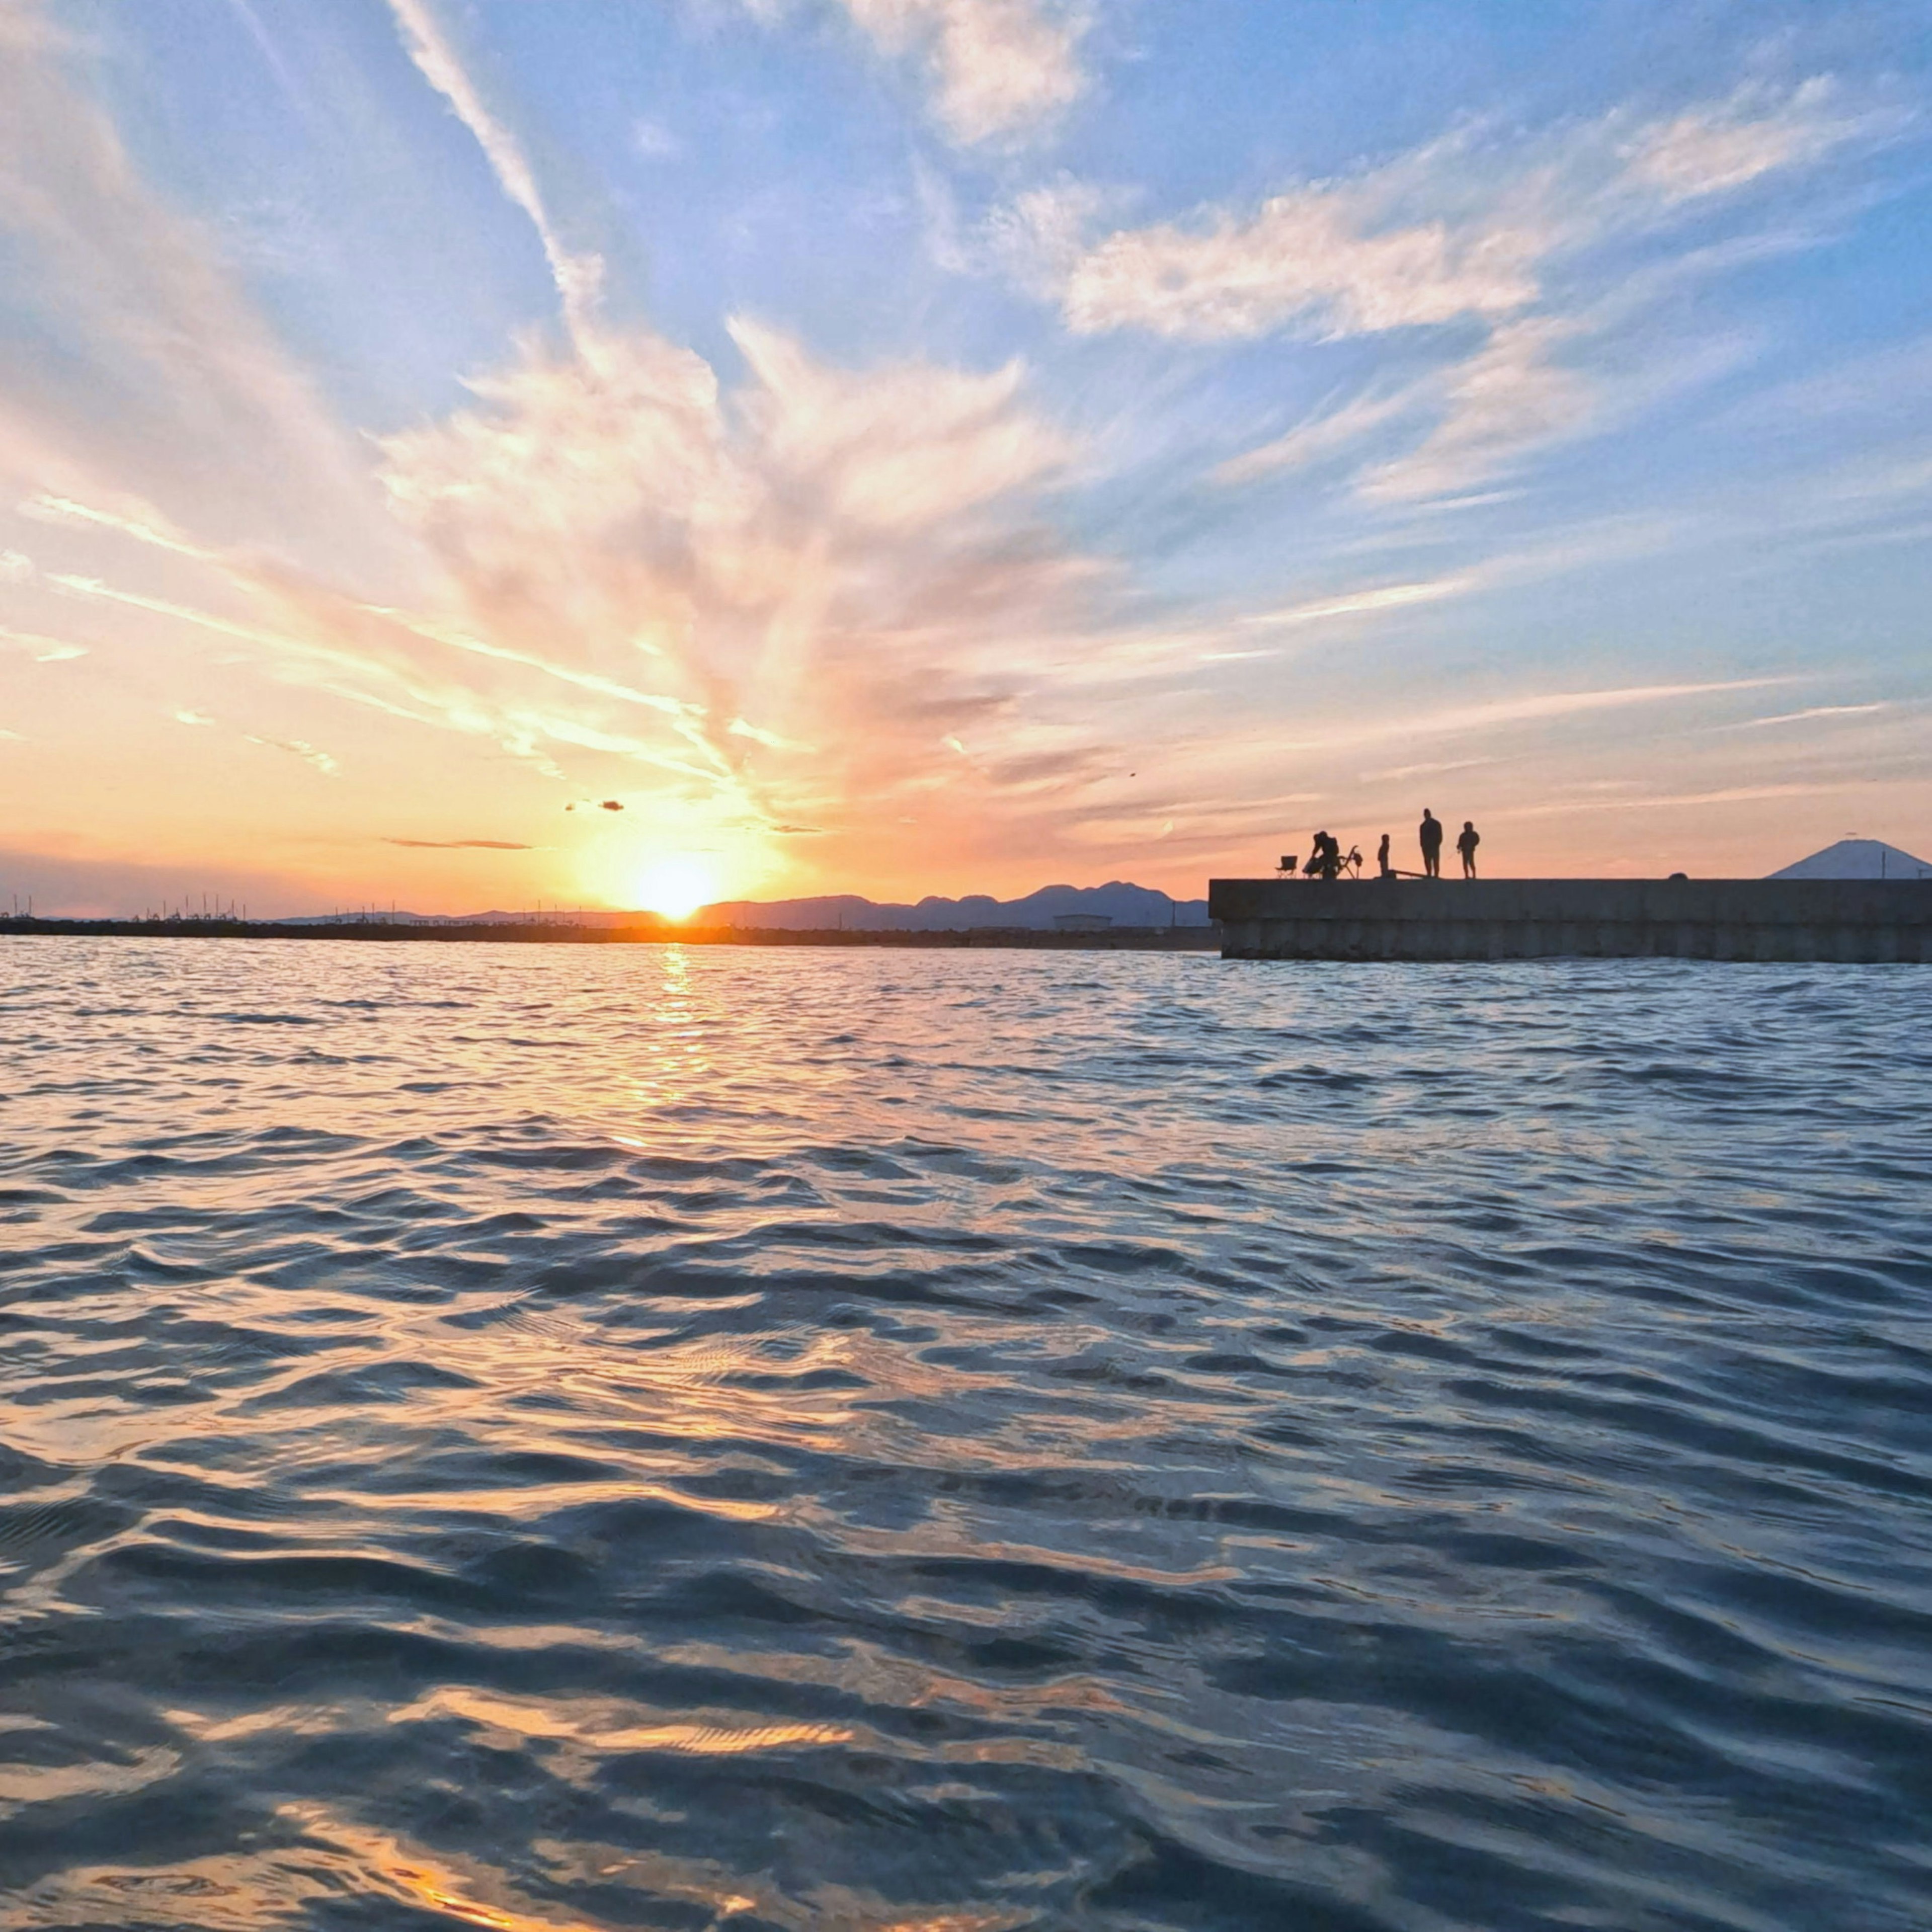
top-left (1419, 809), bottom-right (1443, 878)
top-left (1457, 820), bottom-right (1481, 879)
top-left (1377, 833), bottom-right (1392, 878)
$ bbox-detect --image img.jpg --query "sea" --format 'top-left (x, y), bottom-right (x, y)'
top-left (2, 937), bottom-right (1928, 1932)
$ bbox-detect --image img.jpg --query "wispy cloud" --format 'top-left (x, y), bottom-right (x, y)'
top-left (1355, 317), bottom-right (1595, 503)
top-left (1716, 701), bottom-right (1892, 731)
top-left (1010, 78), bottom-right (1901, 505)
top-left (633, 118), bottom-right (683, 161)
top-left (362, 314), bottom-right (1106, 867)
top-left (755, 0), bottom-right (1090, 146)
top-left (384, 837), bottom-right (531, 849)
top-left (1019, 82), bottom-right (1888, 346)
top-left (165, 714), bottom-right (336, 775)
top-left (1497, 780), bottom-right (1866, 818)
top-left (1260, 677), bottom-right (1796, 755)
top-left (0, 8), bottom-right (378, 545)
top-left (247, 734), bottom-right (339, 774)
top-left (1623, 78), bottom-right (1873, 202)
top-left (1240, 575), bottom-right (1477, 633)
top-left (37, 298), bottom-right (1115, 890)
top-left (0, 623), bottom-right (86, 662)
top-left (26, 492), bottom-right (222, 562)
top-left (1013, 163), bottom-right (1537, 343)
top-left (1361, 756), bottom-right (1497, 782)
top-left (1212, 384), bottom-right (1428, 487)
top-left (384, 0), bottom-right (604, 340)
top-left (221, 0), bottom-right (317, 121)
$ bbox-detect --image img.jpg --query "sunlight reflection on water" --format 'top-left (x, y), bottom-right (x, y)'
top-left (2, 938), bottom-right (1929, 1930)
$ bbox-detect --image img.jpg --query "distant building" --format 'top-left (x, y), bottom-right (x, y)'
top-left (1768, 838), bottom-right (1932, 880)
top-left (1053, 913), bottom-right (1114, 932)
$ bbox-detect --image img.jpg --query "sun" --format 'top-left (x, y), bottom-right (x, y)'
top-left (632, 854), bottom-right (719, 923)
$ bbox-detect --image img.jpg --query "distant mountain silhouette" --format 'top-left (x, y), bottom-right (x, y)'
top-left (704, 882), bottom-right (1211, 931)
top-left (284, 882), bottom-right (1212, 929)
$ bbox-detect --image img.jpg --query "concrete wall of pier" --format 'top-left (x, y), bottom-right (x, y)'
top-left (1207, 878), bottom-right (1932, 963)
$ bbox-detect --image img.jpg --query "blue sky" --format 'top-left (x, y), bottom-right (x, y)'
top-left (1, 0), bottom-right (1928, 913)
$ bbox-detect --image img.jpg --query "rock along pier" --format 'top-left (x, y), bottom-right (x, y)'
top-left (1207, 877), bottom-right (1932, 963)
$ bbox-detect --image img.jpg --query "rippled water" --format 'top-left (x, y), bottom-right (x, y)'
top-left (3, 938), bottom-right (1929, 1931)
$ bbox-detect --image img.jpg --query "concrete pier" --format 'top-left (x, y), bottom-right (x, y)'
top-left (1209, 878), bottom-right (1932, 963)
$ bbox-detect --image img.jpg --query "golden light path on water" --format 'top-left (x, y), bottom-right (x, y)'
top-left (1, 938), bottom-right (1928, 1930)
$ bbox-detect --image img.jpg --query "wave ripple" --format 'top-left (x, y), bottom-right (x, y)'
top-left (3, 939), bottom-right (1930, 1930)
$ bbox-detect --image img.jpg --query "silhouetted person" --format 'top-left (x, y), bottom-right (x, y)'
top-left (1419, 809), bottom-right (1443, 878)
top-left (1457, 820), bottom-right (1480, 879)
top-left (1377, 833), bottom-right (1392, 878)
top-left (1304, 830), bottom-right (1341, 880)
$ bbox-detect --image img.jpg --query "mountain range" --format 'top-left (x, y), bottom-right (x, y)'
top-left (290, 882), bottom-right (1213, 930)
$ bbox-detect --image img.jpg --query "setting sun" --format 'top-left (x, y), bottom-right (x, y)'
top-left (632, 855), bottom-right (720, 923)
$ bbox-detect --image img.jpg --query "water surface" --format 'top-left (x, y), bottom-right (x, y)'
top-left (2, 938), bottom-right (1929, 1930)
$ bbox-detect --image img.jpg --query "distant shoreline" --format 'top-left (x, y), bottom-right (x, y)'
top-left (0, 917), bottom-right (1221, 951)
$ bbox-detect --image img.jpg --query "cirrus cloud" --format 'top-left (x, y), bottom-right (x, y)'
top-left (384, 837), bottom-right (532, 849)
top-left (845, 0), bottom-right (1089, 145)
top-left (1013, 80), bottom-right (1891, 347)
top-left (743, 0), bottom-right (1089, 146)
top-left (1006, 77), bottom-right (1902, 505)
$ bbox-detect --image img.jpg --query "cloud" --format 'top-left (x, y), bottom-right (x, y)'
top-left (1240, 575), bottom-right (1477, 633)
top-left (363, 315), bottom-right (1096, 850)
top-left (1716, 702), bottom-right (1893, 731)
top-left (633, 118), bottom-right (682, 160)
top-left (221, 0), bottom-right (317, 121)
top-left (1356, 317), bottom-right (1593, 502)
top-left (0, 6), bottom-right (381, 548)
top-left (384, 0), bottom-right (604, 339)
top-left (1362, 756), bottom-right (1497, 782)
top-left (1410, 677), bottom-right (1790, 737)
top-left (1497, 780), bottom-right (1865, 819)
top-left (35, 292), bottom-right (1113, 892)
top-left (1024, 81), bottom-right (1884, 347)
top-left (164, 713), bottom-right (337, 772)
top-left (1011, 78), bottom-right (1897, 505)
top-left (25, 492), bottom-right (227, 564)
top-left (1212, 384), bottom-right (1428, 486)
top-left (1622, 79), bottom-right (1872, 203)
top-left (0, 624), bottom-right (86, 662)
top-left (384, 837), bottom-right (532, 849)
top-left (730, 317), bottom-right (1072, 527)
top-left (1047, 171), bottom-right (1538, 344)
top-left (825, 0), bottom-right (1089, 145)
top-left (1260, 676), bottom-right (1795, 755)
top-left (247, 735), bottom-right (340, 774)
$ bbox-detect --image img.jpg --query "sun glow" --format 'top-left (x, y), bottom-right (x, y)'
top-left (632, 854), bottom-right (719, 923)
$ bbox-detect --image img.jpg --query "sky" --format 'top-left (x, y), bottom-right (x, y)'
top-left (1, 0), bottom-right (1928, 917)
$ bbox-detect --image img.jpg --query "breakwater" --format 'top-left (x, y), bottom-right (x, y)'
top-left (1210, 877), bottom-right (1932, 961)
